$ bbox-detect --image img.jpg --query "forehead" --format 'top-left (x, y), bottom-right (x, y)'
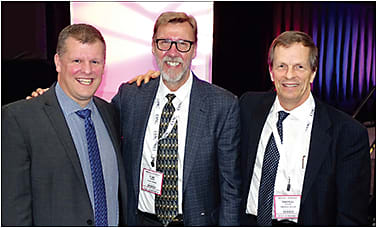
top-left (274, 43), bottom-right (310, 64)
top-left (63, 37), bottom-right (105, 56)
top-left (155, 22), bottom-right (195, 40)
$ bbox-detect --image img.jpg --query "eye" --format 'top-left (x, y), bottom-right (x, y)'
top-left (73, 59), bottom-right (81, 63)
top-left (178, 40), bottom-right (189, 46)
top-left (296, 65), bottom-right (305, 70)
top-left (92, 60), bottom-right (100, 64)
top-left (159, 39), bottom-right (171, 46)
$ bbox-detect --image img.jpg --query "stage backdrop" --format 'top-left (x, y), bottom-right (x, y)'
top-left (71, 2), bottom-right (213, 102)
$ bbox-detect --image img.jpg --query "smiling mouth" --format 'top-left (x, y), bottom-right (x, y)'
top-left (283, 83), bottom-right (299, 88)
top-left (76, 78), bottom-right (93, 85)
top-left (166, 61), bottom-right (181, 67)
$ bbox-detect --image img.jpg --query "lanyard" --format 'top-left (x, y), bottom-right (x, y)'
top-left (269, 108), bottom-right (315, 192)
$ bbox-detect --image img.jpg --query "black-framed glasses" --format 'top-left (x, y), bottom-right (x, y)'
top-left (155, 39), bottom-right (194, 53)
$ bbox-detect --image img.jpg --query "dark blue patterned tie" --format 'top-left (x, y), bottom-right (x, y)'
top-left (76, 109), bottom-right (108, 226)
top-left (155, 94), bottom-right (179, 226)
top-left (257, 111), bottom-right (289, 226)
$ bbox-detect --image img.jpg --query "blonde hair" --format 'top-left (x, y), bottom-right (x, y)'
top-left (268, 31), bottom-right (318, 72)
top-left (56, 23), bottom-right (106, 58)
top-left (153, 11), bottom-right (197, 42)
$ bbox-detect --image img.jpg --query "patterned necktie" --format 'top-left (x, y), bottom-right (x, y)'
top-left (76, 109), bottom-right (108, 226)
top-left (257, 111), bottom-right (289, 226)
top-left (155, 94), bottom-right (179, 226)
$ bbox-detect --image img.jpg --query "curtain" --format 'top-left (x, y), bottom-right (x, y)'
top-left (271, 2), bottom-right (375, 114)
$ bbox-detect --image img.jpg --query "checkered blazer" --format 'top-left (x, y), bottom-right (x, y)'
top-left (113, 74), bottom-right (242, 226)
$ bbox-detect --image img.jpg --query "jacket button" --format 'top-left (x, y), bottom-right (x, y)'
top-left (87, 219), bottom-right (93, 225)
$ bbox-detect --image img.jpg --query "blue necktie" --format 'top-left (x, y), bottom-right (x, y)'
top-left (76, 109), bottom-right (108, 226)
top-left (257, 111), bottom-right (289, 226)
top-left (155, 94), bottom-right (179, 226)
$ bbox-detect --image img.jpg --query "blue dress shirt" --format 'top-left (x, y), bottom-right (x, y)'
top-left (55, 83), bottom-right (119, 226)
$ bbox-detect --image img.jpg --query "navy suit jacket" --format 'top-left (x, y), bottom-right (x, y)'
top-left (239, 91), bottom-right (370, 226)
top-left (112, 75), bottom-right (242, 226)
top-left (1, 84), bottom-right (127, 226)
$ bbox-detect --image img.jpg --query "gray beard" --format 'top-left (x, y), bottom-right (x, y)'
top-left (160, 67), bottom-right (188, 83)
top-left (156, 57), bottom-right (189, 84)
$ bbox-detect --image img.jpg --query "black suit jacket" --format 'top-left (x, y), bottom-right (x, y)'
top-left (1, 84), bottom-right (127, 226)
top-left (112, 75), bottom-right (242, 226)
top-left (239, 91), bottom-right (370, 226)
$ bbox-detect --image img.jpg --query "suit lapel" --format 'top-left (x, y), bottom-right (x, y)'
top-left (300, 99), bottom-right (332, 204)
top-left (183, 76), bottom-right (207, 192)
top-left (43, 85), bottom-right (87, 189)
top-left (246, 92), bottom-right (275, 183)
top-left (133, 79), bottom-right (160, 197)
top-left (95, 98), bottom-right (120, 154)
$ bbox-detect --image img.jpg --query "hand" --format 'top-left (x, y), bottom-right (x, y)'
top-left (26, 88), bottom-right (49, 99)
top-left (128, 70), bottom-right (160, 86)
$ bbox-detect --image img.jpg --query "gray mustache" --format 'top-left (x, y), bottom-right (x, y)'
top-left (163, 56), bottom-right (183, 64)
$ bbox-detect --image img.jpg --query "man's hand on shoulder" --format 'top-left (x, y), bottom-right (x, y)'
top-left (127, 70), bottom-right (160, 86)
top-left (26, 88), bottom-right (49, 99)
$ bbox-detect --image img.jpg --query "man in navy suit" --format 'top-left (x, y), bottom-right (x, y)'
top-left (112, 12), bottom-right (241, 226)
top-left (240, 31), bottom-right (370, 226)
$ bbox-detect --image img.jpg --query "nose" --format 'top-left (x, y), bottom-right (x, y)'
top-left (82, 61), bottom-right (92, 74)
top-left (166, 42), bottom-right (180, 57)
top-left (286, 66), bottom-right (295, 79)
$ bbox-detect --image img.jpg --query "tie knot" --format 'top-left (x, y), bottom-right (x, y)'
top-left (278, 111), bottom-right (289, 124)
top-left (76, 109), bottom-right (91, 119)
top-left (166, 94), bottom-right (176, 103)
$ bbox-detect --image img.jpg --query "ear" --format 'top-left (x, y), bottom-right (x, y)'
top-left (269, 69), bottom-right (274, 82)
top-left (192, 43), bottom-right (197, 59)
top-left (310, 70), bottom-right (317, 83)
top-left (54, 54), bottom-right (61, 73)
top-left (152, 40), bottom-right (156, 55)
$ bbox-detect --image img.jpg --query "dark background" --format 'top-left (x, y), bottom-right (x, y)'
top-left (2, 2), bottom-right (70, 105)
top-left (2, 2), bottom-right (375, 122)
top-left (1, 1), bottom-right (375, 224)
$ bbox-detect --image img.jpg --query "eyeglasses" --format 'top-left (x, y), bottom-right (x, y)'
top-left (155, 39), bottom-right (194, 53)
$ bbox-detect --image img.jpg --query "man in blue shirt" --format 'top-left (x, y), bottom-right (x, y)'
top-left (2, 24), bottom-right (127, 226)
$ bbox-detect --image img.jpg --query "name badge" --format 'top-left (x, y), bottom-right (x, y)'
top-left (141, 168), bottom-right (163, 195)
top-left (274, 195), bottom-right (301, 219)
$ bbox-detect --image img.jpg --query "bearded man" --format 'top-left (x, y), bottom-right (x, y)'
top-left (112, 11), bottom-right (242, 226)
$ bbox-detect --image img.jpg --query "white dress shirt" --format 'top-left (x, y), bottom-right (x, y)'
top-left (246, 93), bottom-right (315, 222)
top-left (138, 73), bottom-right (193, 214)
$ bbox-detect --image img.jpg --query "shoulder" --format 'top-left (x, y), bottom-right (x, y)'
top-left (2, 92), bottom-right (47, 117)
top-left (116, 77), bottom-right (159, 95)
top-left (2, 91), bottom-right (56, 133)
top-left (112, 77), bottom-right (159, 109)
top-left (239, 90), bottom-right (275, 107)
top-left (93, 95), bottom-right (118, 116)
top-left (316, 98), bottom-right (367, 133)
top-left (112, 77), bottom-right (159, 105)
top-left (193, 77), bottom-right (238, 103)
top-left (2, 100), bottom-right (28, 118)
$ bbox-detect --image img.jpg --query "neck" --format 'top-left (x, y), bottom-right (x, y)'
top-left (57, 78), bottom-right (91, 108)
top-left (278, 93), bottom-right (310, 111)
top-left (78, 100), bottom-right (90, 108)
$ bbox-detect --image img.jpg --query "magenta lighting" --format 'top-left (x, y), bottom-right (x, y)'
top-left (71, 2), bottom-right (214, 102)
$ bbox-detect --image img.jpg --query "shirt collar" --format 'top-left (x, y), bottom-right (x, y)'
top-left (55, 82), bottom-right (95, 116)
top-left (271, 92), bottom-right (315, 122)
top-left (157, 71), bottom-right (193, 105)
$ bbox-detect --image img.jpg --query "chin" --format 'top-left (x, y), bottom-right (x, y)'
top-left (162, 72), bottom-right (184, 83)
top-left (78, 89), bottom-right (97, 98)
